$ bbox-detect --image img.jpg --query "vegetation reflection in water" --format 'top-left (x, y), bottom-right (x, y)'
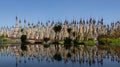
top-left (0, 44), bottom-right (120, 67)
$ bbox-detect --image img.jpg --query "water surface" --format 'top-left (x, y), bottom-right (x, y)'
top-left (0, 44), bottom-right (120, 67)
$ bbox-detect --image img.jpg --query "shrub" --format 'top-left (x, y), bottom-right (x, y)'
top-left (59, 41), bottom-right (64, 44)
top-left (109, 38), bottom-right (120, 45)
top-left (84, 40), bottom-right (95, 46)
top-left (88, 38), bottom-right (94, 41)
top-left (21, 35), bottom-right (27, 43)
top-left (43, 37), bottom-right (50, 43)
top-left (98, 38), bottom-right (111, 45)
top-left (20, 35), bottom-right (30, 45)
top-left (64, 37), bottom-right (72, 44)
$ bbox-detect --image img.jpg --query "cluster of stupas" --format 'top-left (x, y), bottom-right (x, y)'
top-left (0, 16), bottom-right (120, 41)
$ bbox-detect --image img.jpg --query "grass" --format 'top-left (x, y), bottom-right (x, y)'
top-left (1, 38), bottom-right (21, 44)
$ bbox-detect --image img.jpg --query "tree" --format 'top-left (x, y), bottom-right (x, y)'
top-left (20, 35), bottom-right (27, 44)
top-left (53, 24), bottom-right (62, 40)
top-left (43, 37), bottom-right (50, 43)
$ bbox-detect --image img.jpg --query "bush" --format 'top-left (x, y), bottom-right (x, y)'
top-left (109, 38), bottom-right (120, 45)
top-left (88, 38), bottom-right (94, 41)
top-left (43, 37), bottom-right (50, 43)
top-left (98, 38), bottom-right (111, 45)
top-left (98, 37), bottom-right (120, 46)
top-left (21, 35), bottom-right (27, 43)
top-left (59, 41), bottom-right (64, 44)
top-left (20, 35), bottom-right (30, 45)
top-left (84, 40), bottom-right (95, 46)
top-left (74, 40), bottom-right (85, 45)
top-left (64, 37), bottom-right (72, 44)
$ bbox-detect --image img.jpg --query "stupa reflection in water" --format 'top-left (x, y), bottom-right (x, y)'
top-left (0, 44), bottom-right (120, 67)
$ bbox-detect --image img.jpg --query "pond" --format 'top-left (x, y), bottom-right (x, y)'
top-left (0, 44), bottom-right (120, 67)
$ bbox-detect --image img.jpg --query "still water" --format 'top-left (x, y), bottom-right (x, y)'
top-left (0, 44), bottom-right (120, 67)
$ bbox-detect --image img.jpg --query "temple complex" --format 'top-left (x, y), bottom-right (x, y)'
top-left (0, 16), bottom-right (120, 41)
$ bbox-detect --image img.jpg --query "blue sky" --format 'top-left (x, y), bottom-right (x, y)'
top-left (0, 0), bottom-right (120, 27)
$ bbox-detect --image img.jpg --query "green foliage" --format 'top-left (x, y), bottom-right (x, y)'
top-left (64, 37), bottom-right (72, 44)
top-left (77, 40), bottom-right (84, 45)
top-left (0, 35), bottom-right (5, 38)
top-left (73, 37), bottom-right (95, 46)
top-left (43, 37), bottom-right (50, 43)
top-left (59, 41), bottom-right (64, 44)
top-left (20, 35), bottom-right (30, 44)
top-left (0, 38), bottom-right (21, 44)
top-left (0, 36), bottom-right (5, 43)
top-left (98, 37), bottom-right (120, 45)
top-left (98, 38), bottom-right (110, 45)
top-left (97, 32), bottom-right (120, 46)
top-left (88, 38), bottom-right (94, 41)
top-left (53, 24), bottom-right (62, 40)
top-left (84, 40), bottom-right (95, 46)
top-left (109, 38), bottom-right (120, 45)
top-left (53, 24), bottom-right (62, 33)
top-left (73, 39), bottom-right (84, 45)
top-left (21, 35), bottom-right (27, 43)
top-left (0, 35), bottom-right (21, 44)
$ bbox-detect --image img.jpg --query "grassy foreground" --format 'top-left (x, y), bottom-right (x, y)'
top-left (0, 37), bottom-right (21, 44)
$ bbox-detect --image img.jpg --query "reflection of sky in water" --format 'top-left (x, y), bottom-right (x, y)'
top-left (0, 45), bottom-right (120, 67)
